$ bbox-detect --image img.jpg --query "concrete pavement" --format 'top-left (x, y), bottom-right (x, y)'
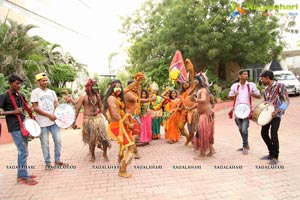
top-left (1, 96), bottom-right (300, 200)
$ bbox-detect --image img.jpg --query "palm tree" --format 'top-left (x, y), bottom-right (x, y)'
top-left (0, 19), bottom-right (39, 77)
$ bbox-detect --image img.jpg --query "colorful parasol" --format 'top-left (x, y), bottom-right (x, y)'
top-left (169, 50), bottom-right (187, 85)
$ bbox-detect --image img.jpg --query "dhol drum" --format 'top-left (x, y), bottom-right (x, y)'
top-left (234, 103), bottom-right (251, 119)
top-left (252, 102), bottom-right (275, 126)
top-left (54, 104), bottom-right (75, 128)
top-left (24, 118), bottom-right (41, 137)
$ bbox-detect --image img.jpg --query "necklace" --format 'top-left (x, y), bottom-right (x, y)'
top-left (88, 96), bottom-right (97, 105)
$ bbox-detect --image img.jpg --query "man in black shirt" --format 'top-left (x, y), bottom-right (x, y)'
top-left (0, 74), bottom-right (38, 186)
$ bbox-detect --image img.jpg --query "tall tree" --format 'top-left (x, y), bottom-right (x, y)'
top-left (121, 0), bottom-right (286, 85)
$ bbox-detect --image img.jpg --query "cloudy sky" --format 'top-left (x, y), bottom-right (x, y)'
top-left (24, 0), bottom-right (145, 74)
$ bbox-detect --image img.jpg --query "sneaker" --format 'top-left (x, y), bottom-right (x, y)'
top-left (269, 158), bottom-right (279, 165)
top-left (242, 148), bottom-right (248, 155)
top-left (260, 155), bottom-right (272, 160)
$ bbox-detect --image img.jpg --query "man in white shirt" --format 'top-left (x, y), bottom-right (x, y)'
top-left (228, 69), bottom-right (261, 155)
top-left (31, 73), bottom-right (67, 169)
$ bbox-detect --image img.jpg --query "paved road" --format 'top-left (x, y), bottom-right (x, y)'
top-left (1, 96), bottom-right (300, 200)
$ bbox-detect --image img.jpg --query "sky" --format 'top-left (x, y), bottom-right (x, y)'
top-left (24, 0), bottom-right (145, 74)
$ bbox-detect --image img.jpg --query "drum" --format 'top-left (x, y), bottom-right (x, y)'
top-left (54, 104), bottom-right (75, 128)
top-left (252, 102), bottom-right (275, 126)
top-left (234, 103), bottom-right (251, 119)
top-left (24, 119), bottom-right (41, 137)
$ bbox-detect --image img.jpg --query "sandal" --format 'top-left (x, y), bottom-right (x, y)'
top-left (54, 161), bottom-right (68, 166)
top-left (17, 177), bottom-right (38, 186)
top-left (18, 175), bottom-right (37, 179)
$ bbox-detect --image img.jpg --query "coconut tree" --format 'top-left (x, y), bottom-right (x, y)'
top-left (0, 19), bottom-right (40, 78)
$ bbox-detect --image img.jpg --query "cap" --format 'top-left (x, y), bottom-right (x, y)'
top-left (35, 73), bottom-right (47, 81)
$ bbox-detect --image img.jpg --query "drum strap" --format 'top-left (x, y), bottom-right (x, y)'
top-left (232, 85), bottom-right (240, 108)
top-left (7, 90), bottom-right (35, 137)
top-left (246, 84), bottom-right (252, 107)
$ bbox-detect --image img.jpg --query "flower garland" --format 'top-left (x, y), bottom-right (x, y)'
top-left (116, 96), bottom-right (125, 118)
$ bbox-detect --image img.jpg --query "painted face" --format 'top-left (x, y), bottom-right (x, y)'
top-left (114, 87), bottom-right (122, 96)
top-left (91, 84), bottom-right (99, 92)
top-left (115, 83), bottom-right (122, 88)
top-left (183, 81), bottom-right (190, 89)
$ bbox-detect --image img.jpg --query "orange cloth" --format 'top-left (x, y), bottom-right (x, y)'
top-left (108, 121), bottom-right (134, 147)
top-left (166, 98), bottom-right (181, 141)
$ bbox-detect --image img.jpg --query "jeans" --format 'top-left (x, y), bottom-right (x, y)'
top-left (234, 118), bottom-right (250, 147)
top-left (39, 124), bottom-right (61, 165)
top-left (261, 117), bottom-right (281, 159)
top-left (10, 130), bottom-right (29, 179)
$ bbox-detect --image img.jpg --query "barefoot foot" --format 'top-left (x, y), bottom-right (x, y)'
top-left (118, 171), bottom-right (132, 178)
top-left (103, 154), bottom-right (110, 162)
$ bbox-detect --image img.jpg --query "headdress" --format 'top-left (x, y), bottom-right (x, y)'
top-left (150, 82), bottom-right (159, 91)
top-left (85, 78), bottom-right (98, 95)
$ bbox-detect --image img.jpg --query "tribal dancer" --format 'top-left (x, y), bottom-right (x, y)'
top-left (103, 80), bottom-right (137, 178)
top-left (179, 59), bottom-right (197, 145)
top-left (73, 79), bottom-right (111, 162)
top-left (193, 73), bottom-right (216, 158)
top-left (124, 74), bottom-right (153, 147)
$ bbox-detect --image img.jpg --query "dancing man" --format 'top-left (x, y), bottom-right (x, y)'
top-left (103, 80), bottom-right (137, 178)
top-left (72, 79), bottom-right (111, 162)
top-left (193, 73), bottom-right (215, 158)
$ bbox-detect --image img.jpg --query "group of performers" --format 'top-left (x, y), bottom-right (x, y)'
top-left (70, 59), bottom-right (216, 178)
top-left (0, 58), bottom-right (290, 184)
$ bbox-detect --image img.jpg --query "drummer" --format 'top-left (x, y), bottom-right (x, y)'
top-left (259, 70), bottom-right (289, 165)
top-left (0, 74), bottom-right (38, 185)
top-left (228, 69), bottom-right (261, 155)
top-left (31, 72), bottom-right (68, 170)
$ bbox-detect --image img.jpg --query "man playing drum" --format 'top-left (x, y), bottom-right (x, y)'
top-left (228, 69), bottom-right (261, 155)
top-left (72, 79), bottom-right (111, 162)
top-left (0, 74), bottom-right (38, 185)
top-left (31, 72), bottom-right (68, 169)
top-left (259, 70), bottom-right (289, 165)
